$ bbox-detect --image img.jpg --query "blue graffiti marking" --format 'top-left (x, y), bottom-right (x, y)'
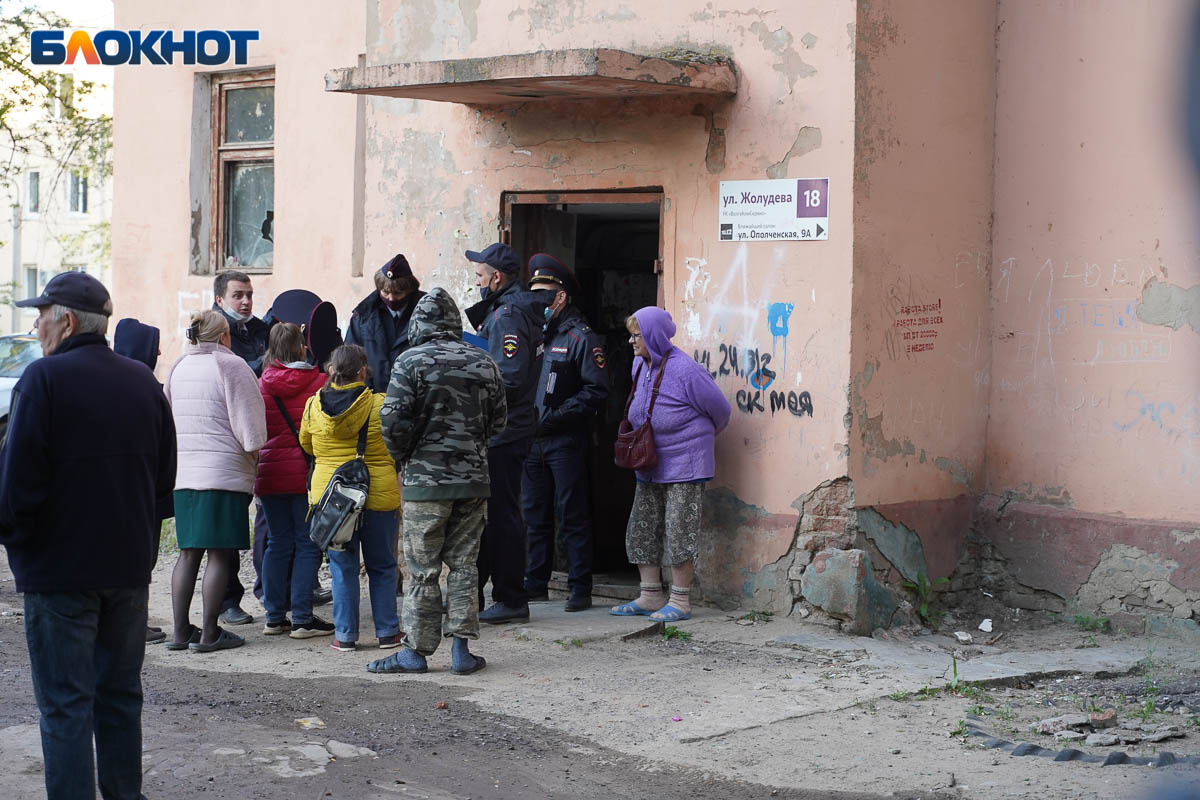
top-left (1113, 390), bottom-right (1177, 433)
top-left (767, 302), bottom-right (794, 337)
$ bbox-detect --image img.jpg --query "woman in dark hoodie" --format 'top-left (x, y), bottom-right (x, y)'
top-left (113, 318), bottom-right (171, 645)
top-left (114, 318), bottom-right (161, 372)
top-left (344, 254), bottom-right (425, 393)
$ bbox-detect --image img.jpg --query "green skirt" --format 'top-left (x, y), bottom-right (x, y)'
top-left (174, 489), bottom-right (251, 550)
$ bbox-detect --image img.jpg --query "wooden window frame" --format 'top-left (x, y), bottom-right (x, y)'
top-left (210, 69), bottom-right (275, 274)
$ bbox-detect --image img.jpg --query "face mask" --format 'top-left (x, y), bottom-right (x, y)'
top-left (479, 287), bottom-right (491, 301)
top-left (381, 294), bottom-right (407, 312)
top-left (531, 289), bottom-right (558, 321)
top-left (222, 306), bottom-right (251, 324)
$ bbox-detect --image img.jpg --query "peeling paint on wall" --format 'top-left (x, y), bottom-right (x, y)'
top-left (1075, 544), bottom-right (1196, 620)
top-left (933, 456), bottom-right (972, 488)
top-left (750, 21), bottom-right (817, 93)
top-left (856, 507), bottom-right (928, 583)
top-left (1003, 482), bottom-right (1073, 507)
top-left (1136, 278), bottom-right (1200, 334)
top-left (766, 125), bottom-right (822, 179)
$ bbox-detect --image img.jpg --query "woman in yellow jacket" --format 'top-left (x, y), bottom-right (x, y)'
top-left (300, 344), bottom-right (402, 651)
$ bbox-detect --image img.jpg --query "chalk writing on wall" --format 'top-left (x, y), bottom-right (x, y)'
top-left (893, 298), bottom-right (944, 355)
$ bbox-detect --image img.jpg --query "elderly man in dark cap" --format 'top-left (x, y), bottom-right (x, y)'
top-left (464, 242), bottom-right (546, 623)
top-left (522, 254), bottom-right (609, 612)
top-left (346, 254), bottom-right (426, 392)
top-left (0, 272), bottom-right (176, 800)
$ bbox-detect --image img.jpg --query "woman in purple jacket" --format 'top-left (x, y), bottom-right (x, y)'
top-left (610, 307), bottom-right (731, 622)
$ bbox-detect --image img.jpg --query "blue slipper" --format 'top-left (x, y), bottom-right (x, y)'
top-left (609, 600), bottom-right (654, 616)
top-left (649, 605), bottom-right (691, 622)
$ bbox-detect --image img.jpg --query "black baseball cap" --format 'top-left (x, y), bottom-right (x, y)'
top-left (528, 253), bottom-right (580, 297)
top-left (465, 242), bottom-right (520, 274)
top-left (17, 271), bottom-right (111, 315)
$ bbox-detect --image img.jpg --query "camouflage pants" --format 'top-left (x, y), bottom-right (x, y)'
top-left (401, 497), bottom-right (487, 655)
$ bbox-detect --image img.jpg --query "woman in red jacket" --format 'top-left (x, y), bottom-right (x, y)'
top-left (257, 323), bottom-right (332, 638)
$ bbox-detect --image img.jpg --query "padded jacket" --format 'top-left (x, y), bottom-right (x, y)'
top-left (299, 382), bottom-right (400, 511)
top-left (254, 361), bottom-right (326, 496)
top-left (165, 342), bottom-right (268, 495)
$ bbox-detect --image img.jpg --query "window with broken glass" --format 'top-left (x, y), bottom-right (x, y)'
top-left (212, 70), bottom-right (274, 272)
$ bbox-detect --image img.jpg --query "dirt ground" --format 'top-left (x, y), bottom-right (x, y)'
top-left (1, 551), bottom-right (1198, 799)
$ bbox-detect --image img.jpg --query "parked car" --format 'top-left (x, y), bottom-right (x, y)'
top-left (0, 335), bottom-right (43, 440)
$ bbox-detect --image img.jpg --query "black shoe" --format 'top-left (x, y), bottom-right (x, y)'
top-left (145, 627), bottom-right (167, 644)
top-left (312, 588), bottom-right (333, 606)
top-left (565, 596), bottom-right (592, 612)
top-left (479, 602), bottom-right (530, 624)
top-left (290, 616), bottom-right (335, 639)
top-left (526, 590), bottom-right (550, 602)
top-left (219, 606), bottom-right (253, 625)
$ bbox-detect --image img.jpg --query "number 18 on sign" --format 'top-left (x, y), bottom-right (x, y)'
top-left (718, 178), bottom-right (829, 242)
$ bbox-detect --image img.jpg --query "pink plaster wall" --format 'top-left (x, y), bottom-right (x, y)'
top-left (360, 0), bottom-right (861, 591)
top-left (111, 0), bottom-right (365, 366)
top-left (849, 1), bottom-right (996, 514)
top-left (988, 1), bottom-right (1200, 522)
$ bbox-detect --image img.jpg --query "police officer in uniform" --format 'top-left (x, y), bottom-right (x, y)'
top-left (522, 254), bottom-right (608, 611)
top-left (464, 243), bottom-right (545, 624)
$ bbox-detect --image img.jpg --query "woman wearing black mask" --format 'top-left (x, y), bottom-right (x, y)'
top-left (344, 254), bottom-right (426, 392)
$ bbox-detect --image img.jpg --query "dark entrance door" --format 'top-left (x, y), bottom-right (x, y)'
top-left (503, 191), bottom-right (662, 584)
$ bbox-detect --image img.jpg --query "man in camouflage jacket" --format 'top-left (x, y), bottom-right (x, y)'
top-left (372, 288), bottom-right (507, 675)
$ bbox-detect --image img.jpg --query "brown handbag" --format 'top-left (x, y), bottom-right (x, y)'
top-left (614, 352), bottom-right (670, 470)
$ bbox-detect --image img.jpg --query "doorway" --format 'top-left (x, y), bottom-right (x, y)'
top-left (502, 190), bottom-right (662, 583)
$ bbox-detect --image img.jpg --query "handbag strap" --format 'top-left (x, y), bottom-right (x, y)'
top-left (624, 352), bottom-right (670, 421)
top-left (355, 415), bottom-right (369, 459)
top-left (273, 395), bottom-right (302, 447)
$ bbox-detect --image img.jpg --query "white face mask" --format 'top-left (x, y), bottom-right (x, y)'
top-left (221, 306), bottom-right (252, 324)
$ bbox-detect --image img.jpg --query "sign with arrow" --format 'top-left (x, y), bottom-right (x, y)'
top-left (718, 177), bottom-right (829, 242)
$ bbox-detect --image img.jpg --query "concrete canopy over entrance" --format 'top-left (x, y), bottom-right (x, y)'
top-left (324, 48), bottom-right (737, 104)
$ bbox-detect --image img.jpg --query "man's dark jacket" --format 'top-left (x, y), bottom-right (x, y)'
top-left (344, 290), bottom-right (426, 392)
top-left (535, 304), bottom-right (609, 437)
top-left (213, 303), bottom-right (270, 376)
top-left (465, 280), bottom-right (545, 447)
top-left (0, 334), bottom-right (177, 593)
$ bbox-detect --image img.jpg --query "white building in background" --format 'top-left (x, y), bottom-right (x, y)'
top-left (2, 141), bottom-right (112, 334)
top-left (0, 1), bottom-right (113, 334)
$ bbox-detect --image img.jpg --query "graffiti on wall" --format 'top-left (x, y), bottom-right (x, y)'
top-left (1048, 298), bottom-right (1170, 365)
top-left (692, 343), bottom-right (814, 418)
top-left (177, 289), bottom-right (215, 337)
top-left (892, 298), bottom-right (944, 355)
top-left (680, 244), bottom-right (816, 422)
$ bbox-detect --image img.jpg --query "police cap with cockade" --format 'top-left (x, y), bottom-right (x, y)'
top-left (528, 253), bottom-right (580, 297)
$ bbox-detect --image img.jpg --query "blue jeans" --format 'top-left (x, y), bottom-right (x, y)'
top-left (260, 494), bottom-right (322, 625)
top-left (25, 587), bottom-right (148, 800)
top-left (328, 508), bottom-right (400, 642)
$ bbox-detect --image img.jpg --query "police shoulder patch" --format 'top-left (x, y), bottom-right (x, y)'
top-left (592, 346), bottom-right (606, 369)
top-left (502, 334), bottom-right (519, 358)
